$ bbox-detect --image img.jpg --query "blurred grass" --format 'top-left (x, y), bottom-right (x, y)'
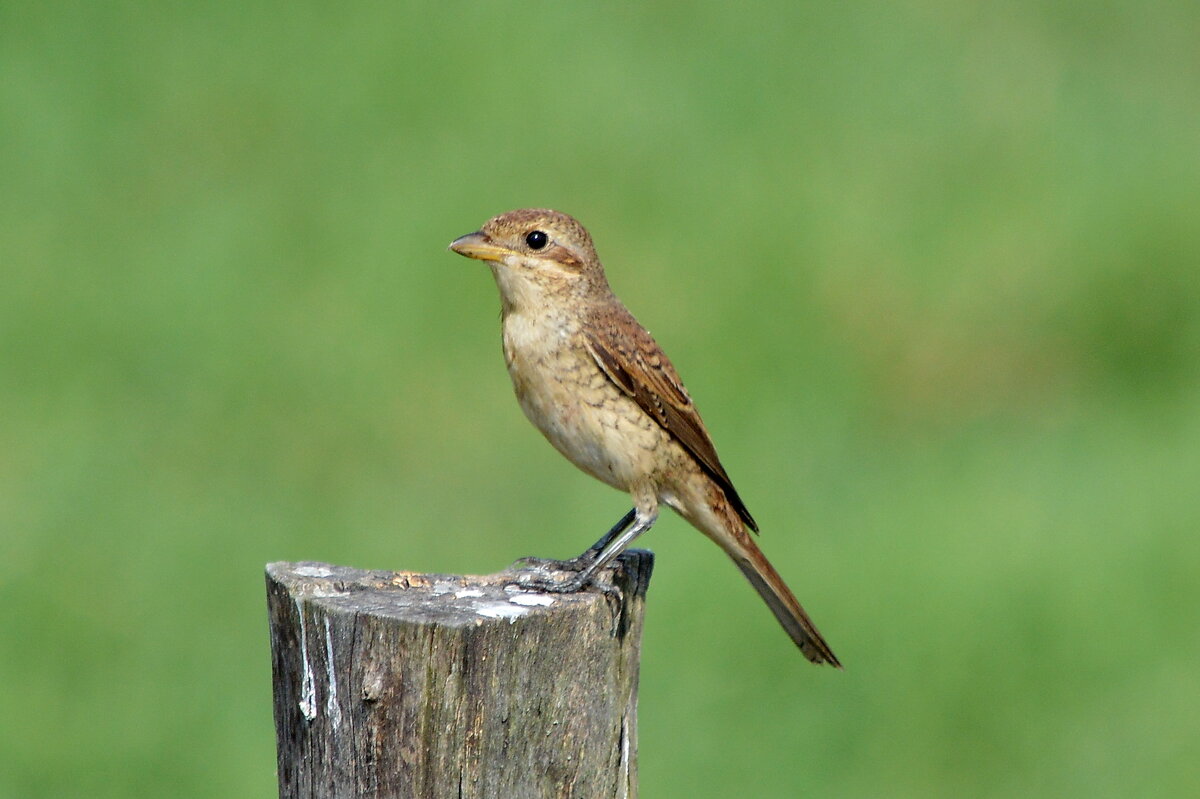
top-left (2, 1), bottom-right (1198, 796)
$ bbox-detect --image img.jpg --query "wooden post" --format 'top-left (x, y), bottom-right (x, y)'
top-left (266, 552), bottom-right (654, 799)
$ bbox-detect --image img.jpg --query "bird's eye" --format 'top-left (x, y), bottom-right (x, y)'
top-left (525, 230), bottom-right (549, 250)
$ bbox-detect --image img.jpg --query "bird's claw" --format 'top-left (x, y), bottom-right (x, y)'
top-left (509, 556), bottom-right (586, 573)
top-left (505, 556), bottom-right (619, 597)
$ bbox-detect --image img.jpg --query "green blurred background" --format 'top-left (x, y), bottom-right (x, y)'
top-left (3, 1), bottom-right (1198, 796)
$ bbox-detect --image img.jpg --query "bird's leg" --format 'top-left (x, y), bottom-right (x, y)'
top-left (510, 508), bottom-right (655, 594)
top-left (561, 508), bottom-right (656, 591)
top-left (581, 507), bottom-right (638, 561)
top-left (511, 508), bottom-right (635, 572)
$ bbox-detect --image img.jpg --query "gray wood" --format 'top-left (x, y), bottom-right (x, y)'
top-left (267, 552), bottom-right (653, 799)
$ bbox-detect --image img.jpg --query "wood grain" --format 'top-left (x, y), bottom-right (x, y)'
top-left (267, 553), bottom-right (653, 798)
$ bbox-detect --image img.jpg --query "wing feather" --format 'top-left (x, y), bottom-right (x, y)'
top-left (583, 318), bottom-right (759, 532)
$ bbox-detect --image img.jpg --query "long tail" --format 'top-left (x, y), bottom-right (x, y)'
top-left (731, 537), bottom-right (841, 667)
top-left (698, 497), bottom-right (841, 667)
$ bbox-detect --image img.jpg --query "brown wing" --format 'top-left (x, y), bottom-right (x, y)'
top-left (583, 314), bottom-right (759, 532)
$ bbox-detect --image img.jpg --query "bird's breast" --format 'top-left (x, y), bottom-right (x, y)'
top-left (499, 309), bottom-right (666, 491)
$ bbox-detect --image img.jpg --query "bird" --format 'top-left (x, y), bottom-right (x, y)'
top-left (449, 208), bottom-right (840, 666)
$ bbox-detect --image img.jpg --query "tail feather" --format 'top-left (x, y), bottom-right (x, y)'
top-left (685, 481), bottom-right (841, 666)
top-left (732, 545), bottom-right (841, 667)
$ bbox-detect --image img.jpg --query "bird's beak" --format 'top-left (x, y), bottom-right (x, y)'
top-left (449, 231), bottom-right (511, 262)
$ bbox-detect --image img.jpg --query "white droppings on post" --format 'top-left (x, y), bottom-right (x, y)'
top-left (295, 597), bottom-right (317, 722)
top-left (454, 588), bottom-right (485, 599)
top-left (294, 565), bottom-right (335, 578)
top-left (618, 712), bottom-right (632, 799)
top-left (323, 617), bottom-right (341, 730)
top-left (508, 593), bottom-right (555, 607)
top-left (475, 602), bottom-right (531, 620)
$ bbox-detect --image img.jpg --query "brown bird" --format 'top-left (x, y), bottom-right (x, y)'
top-left (449, 209), bottom-right (840, 666)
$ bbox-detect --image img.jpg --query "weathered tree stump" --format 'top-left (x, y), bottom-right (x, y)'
top-left (266, 552), bottom-right (654, 799)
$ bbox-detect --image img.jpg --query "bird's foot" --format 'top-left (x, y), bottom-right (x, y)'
top-left (510, 555), bottom-right (587, 573)
top-left (505, 555), bottom-right (617, 596)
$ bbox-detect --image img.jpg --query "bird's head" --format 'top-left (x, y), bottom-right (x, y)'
top-left (449, 209), bottom-right (610, 310)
